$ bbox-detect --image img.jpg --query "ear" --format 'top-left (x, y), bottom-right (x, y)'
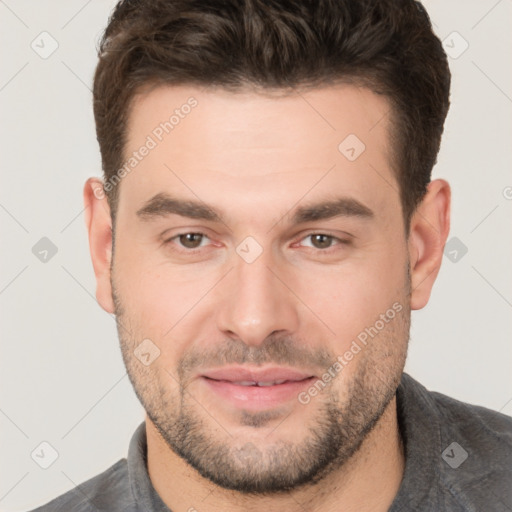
top-left (83, 177), bottom-right (115, 314)
top-left (408, 179), bottom-right (451, 310)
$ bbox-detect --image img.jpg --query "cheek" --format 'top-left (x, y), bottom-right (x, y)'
top-left (114, 249), bottom-right (218, 351)
top-left (296, 244), bottom-right (407, 348)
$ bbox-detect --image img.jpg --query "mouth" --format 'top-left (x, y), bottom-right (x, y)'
top-left (211, 379), bottom-right (298, 386)
top-left (198, 366), bottom-right (316, 410)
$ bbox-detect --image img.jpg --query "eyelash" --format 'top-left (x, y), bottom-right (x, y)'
top-left (163, 231), bottom-right (350, 255)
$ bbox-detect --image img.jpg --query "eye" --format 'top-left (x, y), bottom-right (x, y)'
top-left (297, 233), bottom-right (349, 252)
top-left (165, 232), bottom-right (211, 252)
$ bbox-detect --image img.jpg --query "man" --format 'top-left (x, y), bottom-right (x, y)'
top-left (30, 0), bottom-right (512, 510)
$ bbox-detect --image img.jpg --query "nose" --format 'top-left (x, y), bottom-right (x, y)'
top-left (215, 245), bottom-right (300, 347)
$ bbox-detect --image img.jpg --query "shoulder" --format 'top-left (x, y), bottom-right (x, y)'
top-left (427, 382), bottom-right (512, 456)
top-left (27, 459), bottom-right (136, 512)
top-left (401, 373), bottom-right (512, 508)
top-left (401, 372), bottom-right (512, 444)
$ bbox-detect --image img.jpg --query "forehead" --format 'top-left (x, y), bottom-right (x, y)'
top-left (125, 83), bottom-right (392, 162)
top-left (117, 83), bottom-right (399, 228)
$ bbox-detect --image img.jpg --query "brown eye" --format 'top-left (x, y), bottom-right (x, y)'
top-left (177, 233), bottom-right (205, 249)
top-left (296, 233), bottom-right (350, 255)
top-left (309, 234), bottom-right (335, 249)
top-left (163, 231), bottom-right (213, 255)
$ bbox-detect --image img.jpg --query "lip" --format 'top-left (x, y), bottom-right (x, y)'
top-left (201, 366), bottom-right (314, 383)
top-left (198, 366), bottom-right (316, 411)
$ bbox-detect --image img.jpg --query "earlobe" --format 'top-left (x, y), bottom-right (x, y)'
top-left (83, 177), bottom-right (115, 314)
top-left (408, 179), bottom-right (451, 310)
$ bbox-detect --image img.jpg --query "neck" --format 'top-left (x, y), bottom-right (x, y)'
top-left (147, 396), bottom-right (404, 512)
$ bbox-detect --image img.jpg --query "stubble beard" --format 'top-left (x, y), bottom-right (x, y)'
top-left (112, 275), bottom-right (410, 494)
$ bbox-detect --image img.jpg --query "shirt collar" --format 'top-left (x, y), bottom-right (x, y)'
top-left (128, 420), bottom-right (172, 512)
top-left (390, 372), bottom-right (441, 510)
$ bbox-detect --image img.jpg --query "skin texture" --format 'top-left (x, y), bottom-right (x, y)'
top-left (84, 84), bottom-right (450, 512)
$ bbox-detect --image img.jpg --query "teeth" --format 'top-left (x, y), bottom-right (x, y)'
top-left (234, 380), bottom-right (287, 386)
top-left (258, 380), bottom-right (287, 386)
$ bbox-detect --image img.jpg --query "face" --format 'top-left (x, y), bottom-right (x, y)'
top-left (108, 84), bottom-right (413, 493)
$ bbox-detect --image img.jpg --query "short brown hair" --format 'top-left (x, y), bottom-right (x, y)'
top-left (93, 0), bottom-right (450, 230)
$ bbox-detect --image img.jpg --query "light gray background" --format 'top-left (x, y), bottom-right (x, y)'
top-left (1, 1), bottom-right (511, 510)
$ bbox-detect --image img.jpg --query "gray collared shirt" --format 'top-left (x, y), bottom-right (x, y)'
top-left (28, 373), bottom-right (512, 511)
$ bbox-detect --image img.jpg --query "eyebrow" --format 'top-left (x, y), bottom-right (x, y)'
top-left (136, 192), bottom-right (374, 226)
